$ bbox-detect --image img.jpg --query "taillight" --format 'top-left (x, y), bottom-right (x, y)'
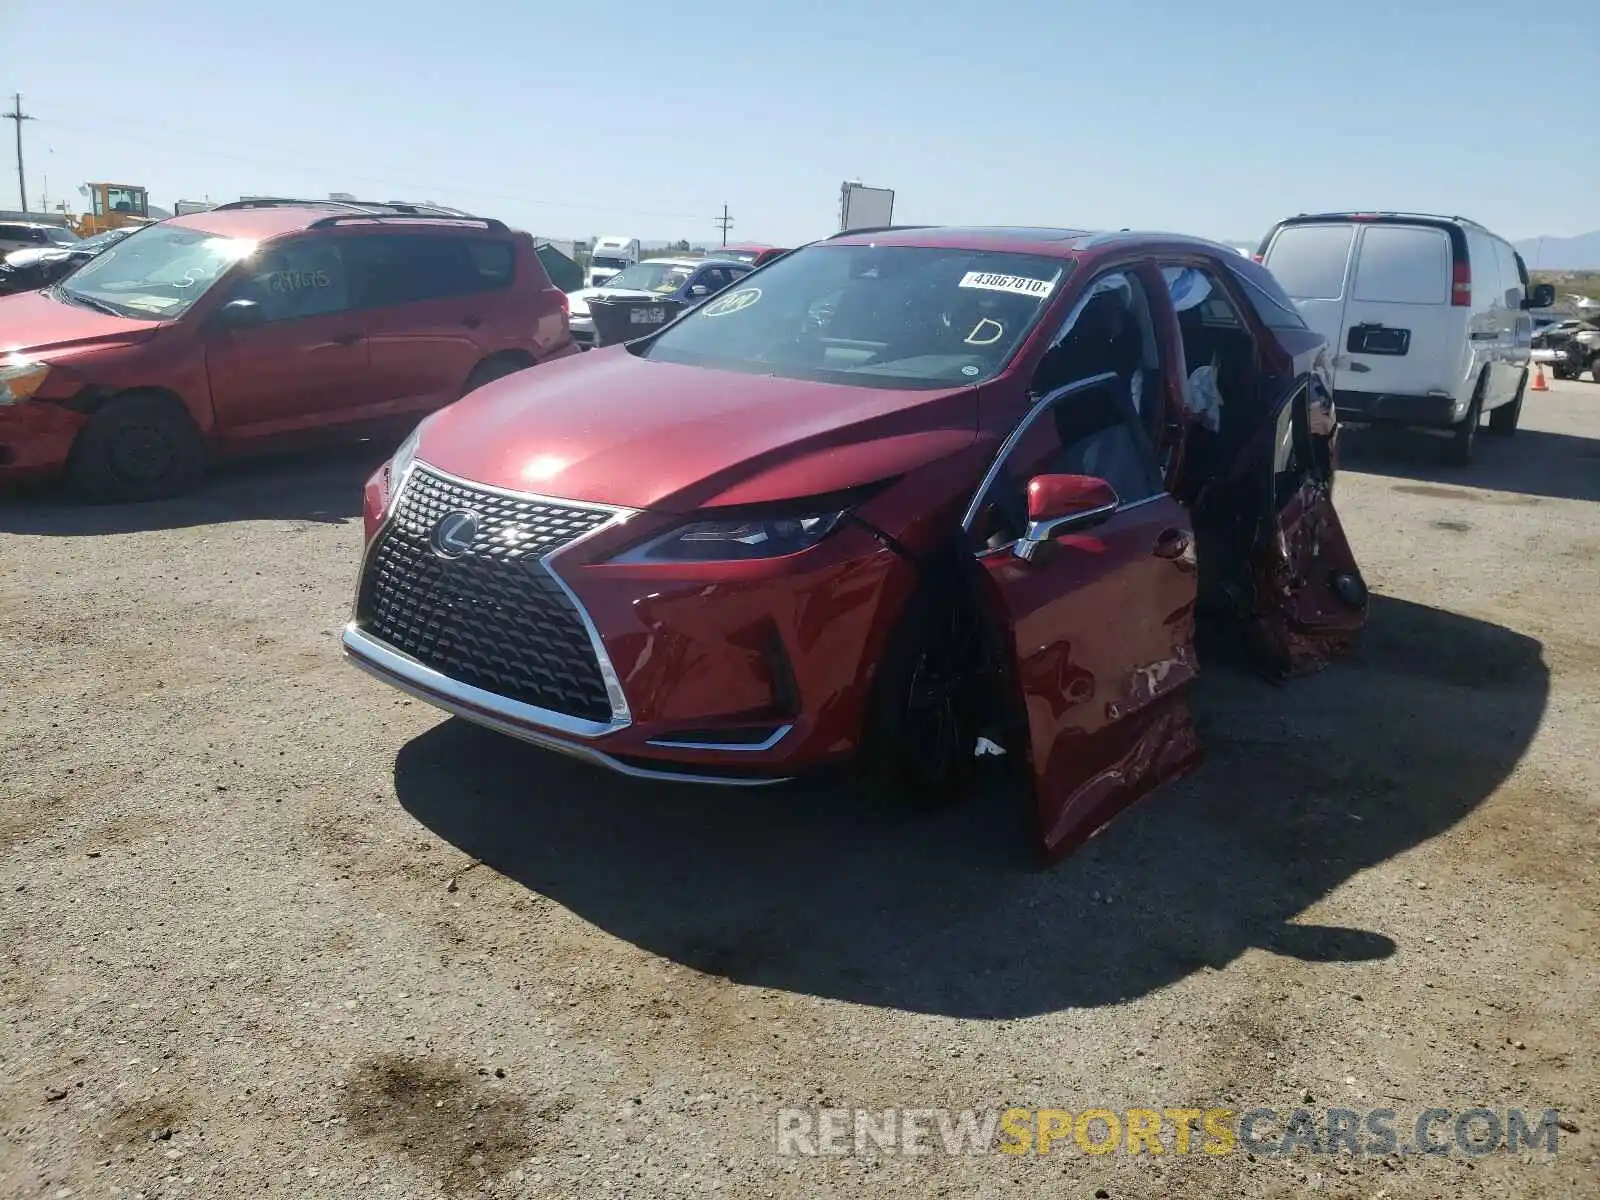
top-left (1451, 260), bottom-right (1471, 307)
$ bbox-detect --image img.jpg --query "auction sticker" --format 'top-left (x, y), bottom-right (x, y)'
top-left (701, 287), bottom-right (761, 317)
top-left (959, 271), bottom-right (1055, 299)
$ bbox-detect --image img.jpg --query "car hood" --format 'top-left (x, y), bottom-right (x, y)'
top-left (0, 288), bottom-right (163, 355)
top-left (4, 247), bottom-right (76, 269)
top-left (565, 286), bottom-right (672, 317)
top-left (413, 348), bottom-right (981, 512)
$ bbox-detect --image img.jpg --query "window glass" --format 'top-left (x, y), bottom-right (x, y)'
top-left (1263, 224), bottom-right (1355, 301)
top-left (640, 244), bottom-right (1070, 389)
top-left (1163, 265), bottom-right (1256, 434)
top-left (231, 238), bottom-right (352, 322)
top-left (1351, 225), bottom-right (1450, 305)
top-left (604, 261), bottom-right (696, 294)
top-left (342, 234), bottom-right (503, 307)
top-left (1228, 263), bottom-right (1306, 329)
top-left (61, 224), bottom-right (257, 319)
top-left (968, 375), bottom-right (1164, 551)
top-left (1492, 239), bottom-right (1522, 309)
top-left (695, 267), bottom-right (732, 293)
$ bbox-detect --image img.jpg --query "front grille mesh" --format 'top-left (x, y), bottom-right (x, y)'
top-left (357, 467), bottom-right (618, 722)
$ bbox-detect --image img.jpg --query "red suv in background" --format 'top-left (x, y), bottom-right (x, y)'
top-left (0, 200), bottom-right (573, 501)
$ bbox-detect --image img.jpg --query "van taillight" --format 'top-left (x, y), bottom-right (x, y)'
top-left (1451, 261), bottom-right (1471, 307)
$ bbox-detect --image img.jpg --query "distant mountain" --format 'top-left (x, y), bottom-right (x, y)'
top-left (1515, 231), bottom-right (1600, 271)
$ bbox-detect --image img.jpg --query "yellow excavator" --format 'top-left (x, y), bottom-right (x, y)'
top-left (66, 182), bottom-right (153, 237)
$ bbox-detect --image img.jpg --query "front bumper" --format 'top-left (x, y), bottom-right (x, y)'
top-left (0, 401), bottom-right (86, 479)
top-left (344, 461), bottom-right (914, 786)
top-left (343, 624), bottom-right (794, 786)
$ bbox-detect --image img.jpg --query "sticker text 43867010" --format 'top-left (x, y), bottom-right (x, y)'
top-left (958, 271), bottom-right (1057, 299)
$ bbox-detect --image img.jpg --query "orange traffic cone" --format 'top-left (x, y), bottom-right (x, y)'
top-left (1532, 363), bottom-right (1549, 392)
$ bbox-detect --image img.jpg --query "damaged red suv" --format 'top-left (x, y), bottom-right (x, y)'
top-left (344, 226), bottom-right (1368, 859)
top-left (0, 200), bottom-right (572, 501)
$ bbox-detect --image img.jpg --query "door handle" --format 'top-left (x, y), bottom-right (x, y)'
top-left (1153, 528), bottom-right (1192, 560)
top-left (331, 332), bottom-right (362, 346)
top-left (462, 315), bottom-right (483, 329)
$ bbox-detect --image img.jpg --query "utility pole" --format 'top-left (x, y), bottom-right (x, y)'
top-left (4, 93), bottom-right (34, 212)
top-left (713, 204), bottom-right (733, 247)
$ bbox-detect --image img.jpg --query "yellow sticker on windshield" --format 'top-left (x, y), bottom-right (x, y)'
top-left (701, 287), bottom-right (761, 316)
top-left (959, 271), bottom-right (1054, 299)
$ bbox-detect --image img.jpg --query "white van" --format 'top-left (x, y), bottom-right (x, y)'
top-left (587, 235), bottom-right (640, 288)
top-left (1257, 212), bottom-right (1555, 464)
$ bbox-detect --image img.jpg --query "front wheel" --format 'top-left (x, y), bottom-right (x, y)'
top-left (860, 583), bottom-right (985, 809)
top-left (67, 392), bottom-right (205, 503)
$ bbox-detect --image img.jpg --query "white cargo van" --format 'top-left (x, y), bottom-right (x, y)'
top-left (587, 235), bottom-right (640, 288)
top-left (1258, 212), bottom-right (1555, 464)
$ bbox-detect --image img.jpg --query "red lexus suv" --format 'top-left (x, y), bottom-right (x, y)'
top-left (343, 226), bottom-right (1368, 860)
top-left (0, 199), bottom-right (573, 501)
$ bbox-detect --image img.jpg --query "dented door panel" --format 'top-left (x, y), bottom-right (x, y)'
top-left (979, 494), bottom-right (1202, 861)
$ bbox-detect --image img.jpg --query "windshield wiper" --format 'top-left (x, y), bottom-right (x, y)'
top-left (50, 286), bottom-right (129, 318)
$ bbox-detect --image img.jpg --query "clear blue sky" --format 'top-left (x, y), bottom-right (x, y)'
top-left (6, 0), bottom-right (1593, 247)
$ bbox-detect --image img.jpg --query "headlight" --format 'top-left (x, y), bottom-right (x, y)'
top-left (386, 424), bottom-right (423, 514)
top-left (0, 356), bottom-right (50, 406)
top-left (613, 511), bottom-right (847, 563)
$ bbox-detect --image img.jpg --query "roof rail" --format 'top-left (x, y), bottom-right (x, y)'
top-left (825, 224), bottom-right (936, 239)
top-left (1287, 210), bottom-right (1483, 227)
top-left (211, 197), bottom-right (381, 213)
top-left (307, 212), bottom-right (509, 232)
top-left (212, 197), bottom-right (486, 219)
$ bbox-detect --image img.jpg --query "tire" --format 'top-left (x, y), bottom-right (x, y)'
top-left (1486, 370), bottom-right (1526, 436)
top-left (860, 580), bottom-right (985, 809)
top-left (461, 354), bottom-right (531, 396)
top-left (67, 392), bottom-right (205, 503)
top-left (1443, 380), bottom-right (1484, 467)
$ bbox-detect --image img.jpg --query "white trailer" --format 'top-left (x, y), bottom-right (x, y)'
top-left (838, 181), bottom-right (895, 233)
top-left (588, 236), bottom-right (640, 287)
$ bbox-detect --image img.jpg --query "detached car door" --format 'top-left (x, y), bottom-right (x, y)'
top-left (966, 370), bottom-right (1202, 862)
top-left (1245, 376), bottom-right (1369, 672)
top-left (204, 235), bottom-right (373, 438)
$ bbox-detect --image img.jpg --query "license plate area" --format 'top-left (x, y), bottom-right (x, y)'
top-left (1347, 324), bottom-right (1410, 356)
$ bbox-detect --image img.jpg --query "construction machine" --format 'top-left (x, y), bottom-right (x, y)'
top-left (67, 182), bottom-right (152, 237)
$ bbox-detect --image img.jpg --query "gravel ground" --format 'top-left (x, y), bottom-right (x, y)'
top-left (2, 378), bottom-right (1597, 1200)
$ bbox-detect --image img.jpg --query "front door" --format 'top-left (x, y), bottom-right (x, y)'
top-left (204, 235), bottom-right (372, 439)
top-left (966, 368), bottom-right (1201, 862)
top-left (1248, 378), bottom-right (1369, 672)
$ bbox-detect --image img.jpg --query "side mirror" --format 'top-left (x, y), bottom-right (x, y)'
top-left (212, 298), bottom-right (264, 330)
top-left (1014, 474), bottom-right (1120, 561)
top-left (689, 284), bottom-right (710, 297)
top-left (1523, 283), bottom-right (1556, 310)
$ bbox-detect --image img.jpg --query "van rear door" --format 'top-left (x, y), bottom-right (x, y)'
top-left (1260, 222), bottom-right (1357, 364)
top-left (1339, 222), bottom-right (1458, 403)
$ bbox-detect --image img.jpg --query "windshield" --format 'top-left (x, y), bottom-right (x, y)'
top-left (603, 261), bottom-right (695, 294)
top-left (591, 255), bottom-right (630, 271)
top-left (57, 224), bottom-right (257, 319)
top-left (77, 229), bottom-right (131, 253)
top-left (46, 228), bottom-right (81, 246)
top-left (637, 244), bottom-right (1071, 389)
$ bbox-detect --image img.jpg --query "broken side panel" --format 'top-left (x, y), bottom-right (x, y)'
top-left (1251, 380), bottom-right (1370, 674)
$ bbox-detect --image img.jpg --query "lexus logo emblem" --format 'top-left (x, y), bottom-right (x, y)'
top-left (430, 509), bottom-right (480, 558)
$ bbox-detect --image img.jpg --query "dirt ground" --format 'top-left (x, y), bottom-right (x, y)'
top-left (2, 377), bottom-right (1597, 1200)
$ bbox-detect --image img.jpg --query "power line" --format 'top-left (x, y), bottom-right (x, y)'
top-left (4, 93), bottom-right (34, 212)
top-left (714, 203), bottom-right (733, 246)
top-left (35, 113), bottom-right (719, 224)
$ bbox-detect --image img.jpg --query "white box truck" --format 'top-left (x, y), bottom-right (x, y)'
top-left (588, 236), bottom-right (640, 287)
top-left (838, 181), bottom-right (895, 233)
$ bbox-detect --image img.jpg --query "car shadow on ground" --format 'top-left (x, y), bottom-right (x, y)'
top-left (393, 594), bottom-right (1546, 1018)
top-left (1340, 426), bottom-right (1600, 503)
top-left (0, 440), bottom-right (391, 536)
